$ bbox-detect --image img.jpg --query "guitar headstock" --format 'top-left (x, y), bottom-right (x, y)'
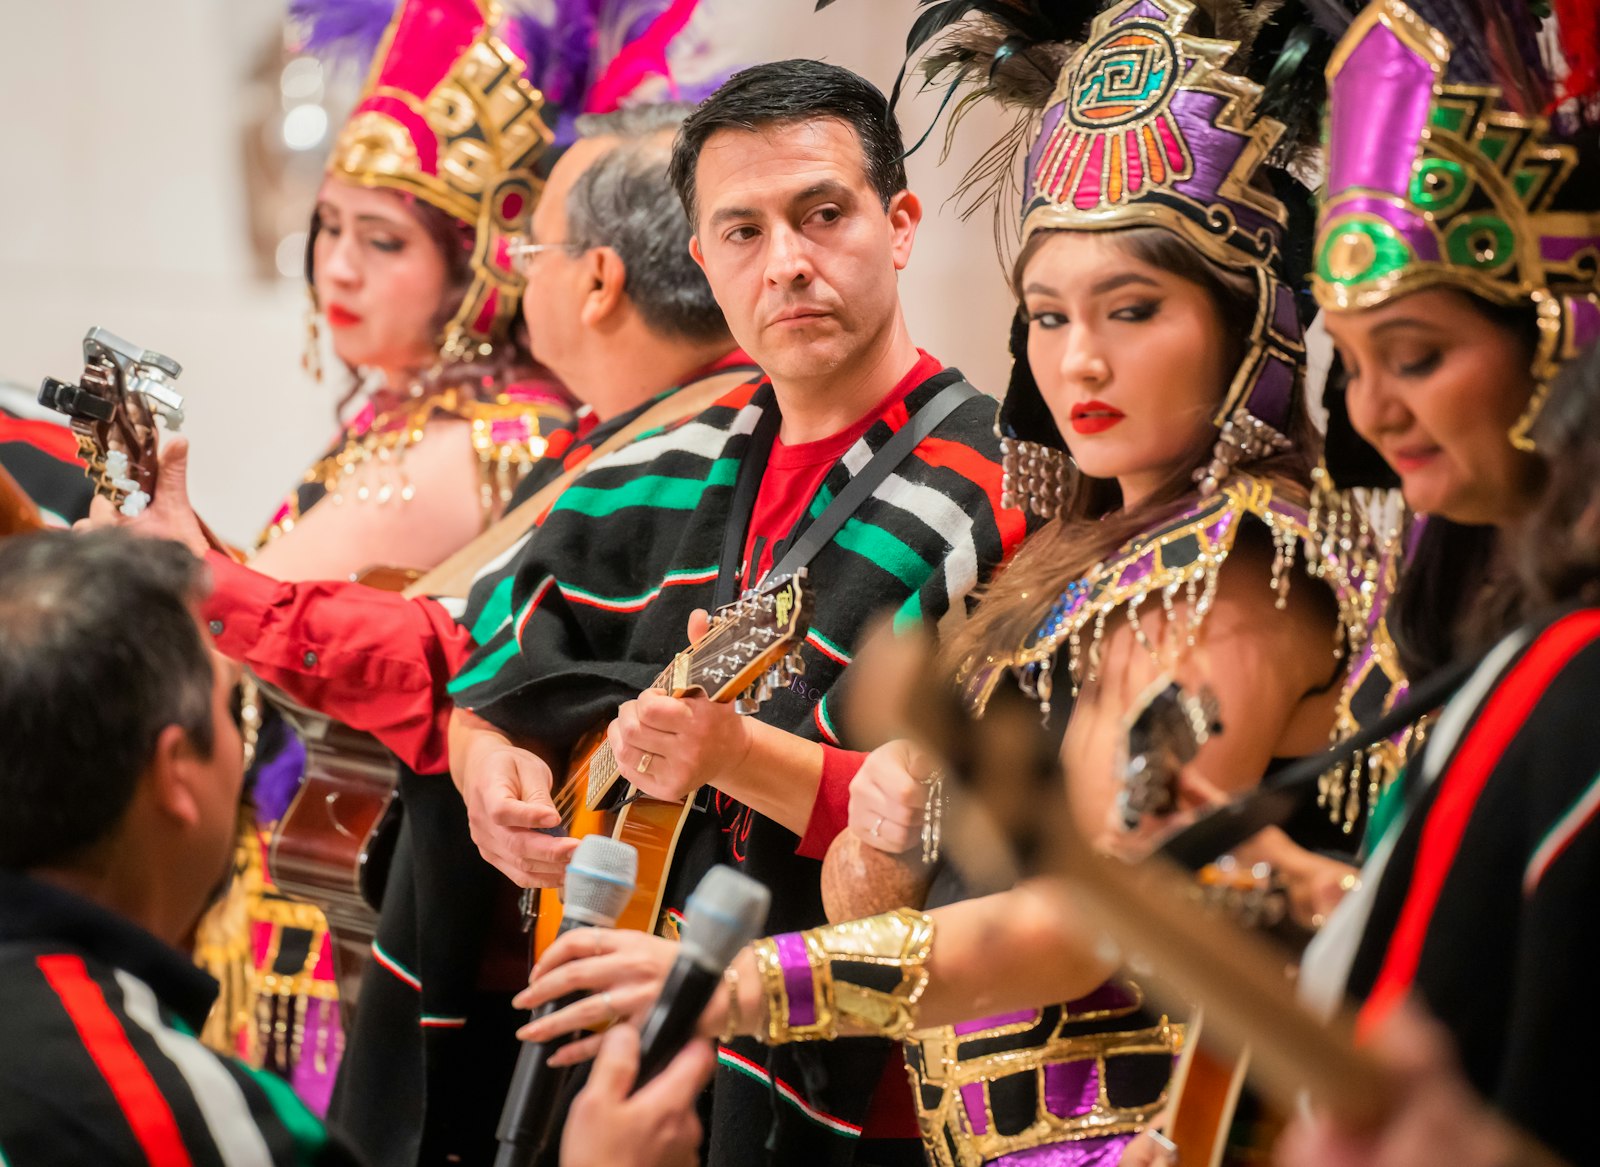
top-left (583, 570), bottom-right (816, 812)
top-left (670, 568), bottom-right (813, 714)
top-left (38, 327), bottom-right (185, 516)
top-left (1118, 678), bottom-right (1221, 831)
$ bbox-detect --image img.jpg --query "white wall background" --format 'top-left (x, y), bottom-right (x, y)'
top-left (0, 0), bottom-right (1017, 544)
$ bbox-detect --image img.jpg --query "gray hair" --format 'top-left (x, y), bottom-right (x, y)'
top-left (564, 105), bottom-right (731, 344)
top-left (575, 102), bottom-right (697, 142)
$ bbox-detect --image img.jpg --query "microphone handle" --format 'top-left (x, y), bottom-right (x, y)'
top-left (634, 958), bottom-right (719, 1088)
top-left (496, 911), bottom-right (617, 1167)
top-left (494, 989), bottom-right (585, 1167)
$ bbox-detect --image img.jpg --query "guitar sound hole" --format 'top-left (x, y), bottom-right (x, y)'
top-left (325, 792), bottom-right (357, 839)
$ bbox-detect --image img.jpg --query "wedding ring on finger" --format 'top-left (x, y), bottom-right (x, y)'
top-left (637, 750), bottom-right (654, 776)
top-left (600, 990), bottom-right (618, 1025)
top-left (870, 815), bottom-right (883, 839)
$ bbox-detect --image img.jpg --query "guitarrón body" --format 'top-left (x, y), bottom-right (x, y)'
top-left (530, 571), bottom-right (812, 956)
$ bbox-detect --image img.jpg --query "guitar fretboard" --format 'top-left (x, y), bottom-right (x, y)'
top-left (585, 661), bottom-right (672, 808)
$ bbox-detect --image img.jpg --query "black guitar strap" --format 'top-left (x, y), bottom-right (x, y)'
top-left (713, 375), bottom-right (980, 610)
top-left (1156, 651), bottom-right (1482, 870)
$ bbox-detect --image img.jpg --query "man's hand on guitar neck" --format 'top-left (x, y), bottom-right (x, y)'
top-left (449, 707), bottom-right (579, 887)
top-left (75, 438), bottom-right (210, 558)
top-left (606, 609), bottom-right (825, 836)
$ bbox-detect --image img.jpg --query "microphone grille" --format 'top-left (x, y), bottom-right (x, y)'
top-left (561, 836), bottom-right (639, 927)
top-left (680, 866), bottom-right (771, 970)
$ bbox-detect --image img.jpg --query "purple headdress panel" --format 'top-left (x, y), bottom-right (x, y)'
top-left (1020, 0), bottom-right (1304, 472)
top-left (1313, 0), bottom-right (1600, 450)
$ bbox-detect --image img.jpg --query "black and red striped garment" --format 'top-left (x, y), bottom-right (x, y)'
top-left (1343, 607), bottom-right (1600, 1166)
top-left (0, 870), bottom-right (364, 1166)
top-left (0, 383), bottom-right (93, 527)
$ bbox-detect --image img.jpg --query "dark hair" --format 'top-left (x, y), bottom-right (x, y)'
top-left (668, 59), bottom-right (908, 226)
top-left (949, 226), bottom-right (1316, 666)
top-left (566, 132), bottom-right (731, 344)
top-left (0, 531), bottom-right (216, 870)
top-left (1517, 339), bottom-right (1600, 609)
top-left (1385, 297), bottom-right (1544, 678)
top-left (1387, 519), bottom-right (1508, 679)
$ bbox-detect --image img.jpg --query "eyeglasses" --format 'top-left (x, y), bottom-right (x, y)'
top-left (509, 238), bottom-right (578, 276)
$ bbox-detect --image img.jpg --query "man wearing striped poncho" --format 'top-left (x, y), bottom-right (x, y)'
top-left (449, 61), bottom-right (1027, 1166)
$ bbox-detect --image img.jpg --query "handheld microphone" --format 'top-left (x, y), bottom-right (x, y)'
top-left (494, 835), bottom-right (638, 1167)
top-left (634, 865), bottom-right (770, 1088)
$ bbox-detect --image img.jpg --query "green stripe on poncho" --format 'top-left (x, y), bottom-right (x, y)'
top-left (448, 367), bottom-right (1028, 1166)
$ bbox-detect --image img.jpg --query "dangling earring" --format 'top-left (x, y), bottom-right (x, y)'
top-left (1193, 412), bottom-right (1290, 497)
top-left (302, 291), bottom-right (324, 384)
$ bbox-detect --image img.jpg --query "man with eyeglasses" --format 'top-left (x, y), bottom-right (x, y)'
top-left (94, 102), bottom-right (755, 1167)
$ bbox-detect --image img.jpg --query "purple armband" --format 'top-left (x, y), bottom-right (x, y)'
top-left (773, 931), bottom-right (816, 1028)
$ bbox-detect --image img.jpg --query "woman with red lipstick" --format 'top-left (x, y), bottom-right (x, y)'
top-left (517, 4), bottom-right (1392, 1164)
top-left (1287, 4), bottom-right (1600, 1163)
top-left (188, 0), bottom-right (577, 1113)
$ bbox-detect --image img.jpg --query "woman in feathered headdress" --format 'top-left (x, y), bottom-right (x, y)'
top-left (1290, 3), bottom-right (1600, 1163)
top-left (517, 3), bottom-right (1392, 1164)
top-left (192, 0), bottom-right (730, 1125)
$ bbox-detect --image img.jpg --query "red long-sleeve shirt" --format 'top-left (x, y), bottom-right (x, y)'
top-left (203, 552), bottom-right (472, 774)
top-left (203, 550), bottom-right (862, 851)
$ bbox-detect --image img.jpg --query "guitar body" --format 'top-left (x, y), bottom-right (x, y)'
top-left (263, 691), bottom-right (401, 1018)
top-left (1165, 1013), bottom-right (1250, 1167)
top-left (532, 732), bottom-right (695, 957)
top-left (258, 566), bottom-right (420, 1017)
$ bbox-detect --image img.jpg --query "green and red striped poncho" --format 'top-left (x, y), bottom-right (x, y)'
top-left (449, 365), bottom-right (1027, 1164)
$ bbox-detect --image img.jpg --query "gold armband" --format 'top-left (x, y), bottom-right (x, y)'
top-left (751, 908), bottom-right (935, 1044)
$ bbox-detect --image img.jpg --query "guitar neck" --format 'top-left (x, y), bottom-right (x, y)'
top-left (1068, 851), bottom-right (1387, 1126)
top-left (583, 662), bottom-right (674, 808)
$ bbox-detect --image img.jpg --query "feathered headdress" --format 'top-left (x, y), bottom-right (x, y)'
top-left (292, 0), bottom-right (734, 149)
top-left (507, 1), bottom-right (737, 147)
top-left (291, 0), bottom-right (552, 359)
top-left (844, 0), bottom-right (1364, 507)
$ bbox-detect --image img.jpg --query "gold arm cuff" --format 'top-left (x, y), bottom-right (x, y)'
top-left (754, 909), bottom-right (936, 1044)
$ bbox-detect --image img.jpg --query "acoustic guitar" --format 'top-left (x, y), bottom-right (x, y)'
top-left (854, 634), bottom-right (1564, 1166)
top-left (529, 569), bottom-right (812, 956)
top-left (260, 676), bottom-right (406, 1012)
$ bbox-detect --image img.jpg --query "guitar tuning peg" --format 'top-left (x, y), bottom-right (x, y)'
top-left (786, 651), bottom-right (805, 676)
top-left (756, 678), bottom-right (772, 703)
top-left (733, 697), bottom-right (760, 715)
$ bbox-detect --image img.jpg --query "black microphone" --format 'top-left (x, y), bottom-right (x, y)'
top-left (634, 865), bottom-right (770, 1088)
top-left (494, 835), bottom-right (638, 1167)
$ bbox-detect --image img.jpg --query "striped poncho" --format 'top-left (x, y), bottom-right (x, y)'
top-left (450, 366), bottom-right (1027, 1164)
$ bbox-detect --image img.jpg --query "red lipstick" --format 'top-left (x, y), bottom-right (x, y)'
top-left (326, 305), bottom-right (363, 328)
top-left (1069, 400), bottom-right (1124, 435)
top-left (1386, 444), bottom-right (1440, 474)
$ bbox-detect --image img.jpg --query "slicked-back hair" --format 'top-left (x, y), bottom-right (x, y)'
top-left (668, 59), bottom-right (908, 227)
top-left (0, 531), bottom-right (215, 870)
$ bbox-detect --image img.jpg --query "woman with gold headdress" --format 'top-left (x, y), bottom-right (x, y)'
top-left (1287, 2), bottom-right (1600, 1162)
top-left (515, 2), bottom-right (1395, 1163)
top-left (192, 0), bottom-right (572, 1115)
